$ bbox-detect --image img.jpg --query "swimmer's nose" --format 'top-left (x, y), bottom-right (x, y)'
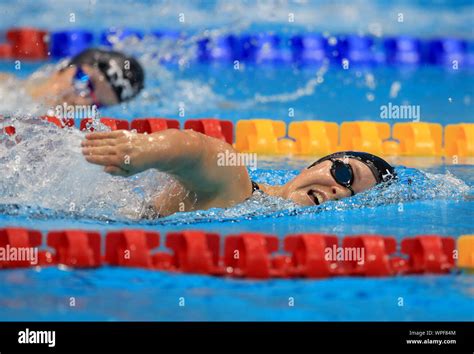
top-left (329, 184), bottom-right (351, 200)
top-left (306, 166), bottom-right (352, 199)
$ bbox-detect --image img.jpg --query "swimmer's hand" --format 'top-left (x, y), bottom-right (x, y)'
top-left (81, 130), bottom-right (164, 177)
top-left (81, 129), bottom-right (206, 178)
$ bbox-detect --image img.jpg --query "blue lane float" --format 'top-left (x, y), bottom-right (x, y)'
top-left (384, 36), bottom-right (422, 64)
top-left (3, 26), bottom-right (473, 68)
top-left (427, 38), bottom-right (467, 66)
top-left (335, 34), bottom-right (375, 64)
top-left (50, 30), bottom-right (94, 59)
top-left (197, 35), bottom-right (235, 61)
top-left (290, 34), bottom-right (327, 64)
top-left (251, 33), bottom-right (291, 63)
top-left (152, 29), bottom-right (182, 39)
top-left (232, 34), bottom-right (255, 61)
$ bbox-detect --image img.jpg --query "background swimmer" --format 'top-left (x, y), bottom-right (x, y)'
top-left (0, 48), bottom-right (144, 109)
top-left (81, 129), bottom-right (396, 217)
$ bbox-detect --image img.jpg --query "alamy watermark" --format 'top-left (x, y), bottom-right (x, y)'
top-left (0, 245), bottom-right (38, 265)
top-left (325, 245), bottom-right (365, 265)
top-left (54, 103), bottom-right (99, 119)
top-left (380, 102), bottom-right (420, 121)
top-left (18, 328), bottom-right (55, 348)
top-left (217, 150), bottom-right (258, 170)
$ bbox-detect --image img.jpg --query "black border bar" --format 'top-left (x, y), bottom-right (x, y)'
top-left (0, 321), bottom-right (472, 353)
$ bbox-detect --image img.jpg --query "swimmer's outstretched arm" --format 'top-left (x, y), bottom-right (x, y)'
top-left (81, 129), bottom-right (251, 201)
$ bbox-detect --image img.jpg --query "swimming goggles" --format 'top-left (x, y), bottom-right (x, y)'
top-left (73, 67), bottom-right (101, 107)
top-left (308, 158), bottom-right (355, 196)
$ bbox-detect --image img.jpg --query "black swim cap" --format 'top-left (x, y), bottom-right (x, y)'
top-left (309, 151), bottom-right (397, 184)
top-left (68, 48), bottom-right (144, 103)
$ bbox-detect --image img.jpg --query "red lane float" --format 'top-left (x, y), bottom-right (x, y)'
top-left (284, 233), bottom-right (339, 278)
top-left (2, 126), bottom-right (16, 136)
top-left (184, 119), bottom-right (233, 144)
top-left (41, 115), bottom-right (74, 128)
top-left (47, 230), bottom-right (101, 268)
top-left (0, 43), bottom-right (12, 59)
top-left (165, 231), bottom-right (222, 275)
top-left (100, 118), bottom-right (129, 131)
top-left (0, 228), bottom-right (43, 268)
top-left (130, 118), bottom-right (180, 133)
top-left (0, 228), bottom-right (463, 279)
top-left (105, 230), bottom-right (160, 268)
top-left (6, 28), bottom-right (49, 60)
top-left (80, 118), bottom-right (129, 132)
top-left (401, 235), bottom-right (455, 274)
top-left (224, 233), bottom-right (279, 279)
top-left (152, 252), bottom-right (174, 271)
top-left (342, 235), bottom-right (403, 276)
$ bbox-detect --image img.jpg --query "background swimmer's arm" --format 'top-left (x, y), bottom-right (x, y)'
top-left (82, 129), bottom-right (249, 199)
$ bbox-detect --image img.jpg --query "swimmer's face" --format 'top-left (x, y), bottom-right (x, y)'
top-left (283, 158), bottom-right (377, 206)
top-left (50, 65), bottom-right (119, 107)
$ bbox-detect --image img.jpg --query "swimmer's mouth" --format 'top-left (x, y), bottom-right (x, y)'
top-left (307, 189), bottom-right (323, 205)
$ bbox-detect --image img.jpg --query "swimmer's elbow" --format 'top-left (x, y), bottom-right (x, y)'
top-left (174, 129), bottom-right (206, 159)
top-left (152, 129), bottom-right (205, 171)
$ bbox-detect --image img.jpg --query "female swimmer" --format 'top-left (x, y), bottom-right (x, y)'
top-left (81, 128), bottom-right (396, 217)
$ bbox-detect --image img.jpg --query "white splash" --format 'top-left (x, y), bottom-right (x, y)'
top-left (0, 118), bottom-right (167, 221)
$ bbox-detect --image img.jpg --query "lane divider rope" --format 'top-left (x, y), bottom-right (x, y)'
top-left (0, 27), bottom-right (472, 69)
top-left (3, 117), bottom-right (471, 158)
top-left (0, 228), bottom-right (472, 279)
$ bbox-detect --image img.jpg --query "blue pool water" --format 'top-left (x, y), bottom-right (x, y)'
top-left (0, 0), bottom-right (473, 321)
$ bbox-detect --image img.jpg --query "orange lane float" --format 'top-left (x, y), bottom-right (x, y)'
top-left (288, 121), bottom-right (338, 156)
top-left (392, 122), bottom-right (443, 156)
top-left (444, 123), bottom-right (474, 157)
top-left (456, 235), bottom-right (474, 272)
top-left (339, 121), bottom-right (399, 156)
top-left (235, 119), bottom-right (294, 154)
